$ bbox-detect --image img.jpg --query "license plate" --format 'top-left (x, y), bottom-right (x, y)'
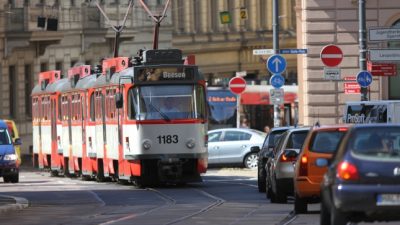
top-left (377, 194), bottom-right (400, 206)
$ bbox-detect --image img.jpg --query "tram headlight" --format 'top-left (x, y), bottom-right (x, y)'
top-left (142, 139), bottom-right (152, 150)
top-left (186, 138), bottom-right (196, 149)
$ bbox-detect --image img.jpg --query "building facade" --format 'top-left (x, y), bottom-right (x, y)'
top-left (296, 0), bottom-right (400, 126)
top-left (0, 0), bottom-right (172, 156)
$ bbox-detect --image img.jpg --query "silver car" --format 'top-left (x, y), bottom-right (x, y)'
top-left (208, 128), bottom-right (267, 169)
top-left (266, 127), bottom-right (310, 203)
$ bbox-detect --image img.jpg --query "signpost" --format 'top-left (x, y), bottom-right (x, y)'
top-left (356, 71), bottom-right (373, 88)
top-left (369, 49), bottom-right (400, 62)
top-left (253, 49), bottom-right (275, 55)
top-left (229, 77), bottom-right (246, 128)
top-left (320, 45), bottom-right (343, 67)
top-left (279, 49), bottom-right (308, 54)
top-left (369, 27), bottom-right (400, 41)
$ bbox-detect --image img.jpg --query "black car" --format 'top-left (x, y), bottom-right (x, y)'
top-left (257, 126), bottom-right (292, 192)
top-left (320, 124), bottom-right (400, 225)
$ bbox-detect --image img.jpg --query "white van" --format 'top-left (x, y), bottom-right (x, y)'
top-left (343, 100), bottom-right (400, 124)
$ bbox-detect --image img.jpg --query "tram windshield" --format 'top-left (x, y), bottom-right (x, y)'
top-left (128, 85), bottom-right (206, 121)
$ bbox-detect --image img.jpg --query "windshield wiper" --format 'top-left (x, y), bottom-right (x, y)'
top-left (148, 102), bottom-right (171, 122)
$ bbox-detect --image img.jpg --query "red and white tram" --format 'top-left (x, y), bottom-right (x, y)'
top-left (32, 49), bottom-right (208, 186)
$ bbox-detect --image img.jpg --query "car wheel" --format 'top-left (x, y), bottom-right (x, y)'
top-left (320, 200), bottom-right (331, 225)
top-left (294, 193), bottom-right (307, 214)
top-left (257, 164), bottom-right (266, 192)
top-left (244, 153), bottom-right (258, 169)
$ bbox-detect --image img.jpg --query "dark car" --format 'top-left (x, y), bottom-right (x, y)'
top-left (0, 120), bottom-right (21, 183)
top-left (320, 124), bottom-right (400, 225)
top-left (257, 126), bottom-right (292, 192)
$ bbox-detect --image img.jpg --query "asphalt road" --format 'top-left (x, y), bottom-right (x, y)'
top-left (0, 167), bottom-right (398, 225)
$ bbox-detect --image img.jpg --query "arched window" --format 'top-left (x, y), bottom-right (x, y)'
top-left (388, 19), bottom-right (400, 99)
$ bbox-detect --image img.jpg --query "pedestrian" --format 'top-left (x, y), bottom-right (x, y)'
top-left (264, 125), bottom-right (270, 133)
top-left (240, 118), bottom-right (249, 128)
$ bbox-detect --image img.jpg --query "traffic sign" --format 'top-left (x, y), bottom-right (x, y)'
top-left (367, 61), bottom-right (397, 76)
top-left (323, 67), bottom-right (341, 80)
top-left (369, 27), bottom-right (400, 41)
top-left (229, 77), bottom-right (246, 95)
top-left (270, 88), bottom-right (284, 105)
top-left (320, 45), bottom-right (343, 67)
top-left (270, 74), bottom-right (285, 89)
top-left (369, 49), bottom-right (400, 62)
top-left (356, 71), bottom-right (373, 88)
top-left (344, 77), bottom-right (361, 94)
top-left (267, 55), bottom-right (287, 74)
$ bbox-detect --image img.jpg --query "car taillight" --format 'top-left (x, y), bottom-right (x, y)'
top-left (279, 153), bottom-right (297, 162)
top-left (337, 161), bottom-right (359, 181)
top-left (298, 155), bottom-right (308, 176)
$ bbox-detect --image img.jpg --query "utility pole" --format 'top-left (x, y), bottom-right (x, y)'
top-left (272, 0), bottom-right (281, 127)
top-left (359, 0), bottom-right (368, 101)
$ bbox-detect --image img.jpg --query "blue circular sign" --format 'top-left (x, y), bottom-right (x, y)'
top-left (270, 74), bottom-right (285, 89)
top-left (356, 71), bottom-right (373, 88)
top-left (267, 54), bottom-right (287, 74)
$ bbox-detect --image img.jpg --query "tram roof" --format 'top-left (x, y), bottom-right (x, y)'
top-left (75, 74), bottom-right (97, 89)
top-left (46, 78), bottom-right (69, 93)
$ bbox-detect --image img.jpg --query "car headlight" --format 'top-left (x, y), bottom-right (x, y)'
top-left (3, 154), bottom-right (17, 161)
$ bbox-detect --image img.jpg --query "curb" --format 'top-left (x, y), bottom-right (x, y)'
top-left (0, 194), bottom-right (29, 213)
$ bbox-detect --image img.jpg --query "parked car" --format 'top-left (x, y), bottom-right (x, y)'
top-left (257, 126), bottom-right (292, 192)
top-left (208, 128), bottom-right (266, 169)
top-left (266, 127), bottom-right (310, 203)
top-left (293, 124), bottom-right (350, 213)
top-left (320, 124), bottom-right (400, 225)
top-left (0, 120), bottom-right (21, 183)
top-left (4, 120), bottom-right (21, 166)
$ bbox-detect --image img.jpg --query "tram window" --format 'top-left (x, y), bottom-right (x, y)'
top-left (90, 93), bottom-right (95, 122)
top-left (195, 85), bottom-right (206, 119)
top-left (127, 88), bottom-right (137, 120)
top-left (58, 95), bottom-right (62, 121)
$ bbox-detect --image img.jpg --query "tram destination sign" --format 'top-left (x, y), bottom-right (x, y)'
top-left (136, 67), bottom-right (195, 83)
top-left (369, 27), bottom-right (400, 41)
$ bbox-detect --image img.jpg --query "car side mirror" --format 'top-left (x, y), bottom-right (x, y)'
top-left (14, 138), bottom-right (22, 146)
top-left (315, 158), bottom-right (328, 167)
top-left (115, 93), bottom-right (123, 109)
top-left (250, 146), bottom-right (260, 153)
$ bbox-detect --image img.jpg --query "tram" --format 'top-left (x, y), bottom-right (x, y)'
top-left (32, 49), bottom-right (208, 186)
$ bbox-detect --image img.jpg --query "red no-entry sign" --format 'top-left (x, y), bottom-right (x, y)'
top-left (229, 77), bottom-right (246, 95)
top-left (320, 45), bottom-right (343, 67)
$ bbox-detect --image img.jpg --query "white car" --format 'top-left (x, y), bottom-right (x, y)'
top-left (207, 128), bottom-right (266, 169)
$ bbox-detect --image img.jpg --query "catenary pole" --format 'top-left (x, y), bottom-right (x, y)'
top-left (273, 0), bottom-right (281, 127)
top-left (359, 0), bottom-right (368, 101)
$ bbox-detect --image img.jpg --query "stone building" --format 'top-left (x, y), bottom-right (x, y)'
top-left (296, 0), bottom-right (400, 125)
top-left (0, 0), bottom-right (172, 156)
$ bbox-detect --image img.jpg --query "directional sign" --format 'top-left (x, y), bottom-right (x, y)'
top-left (267, 54), bottom-right (287, 74)
top-left (270, 74), bottom-right (285, 89)
top-left (369, 27), bottom-right (400, 41)
top-left (344, 76), bottom-right (361, 94)
top-left (229, 77), bottom-right (246, 95)
top-left (356, 71), bottom-right (373, 88)
top-left (369, 49), bottom-right (400, 62)
top-left (279, 49), bottom-right (308, 54)
top-left (320, 45), bottom-right (343, 67)
top-left (367, 61), bottom-right (397, 76)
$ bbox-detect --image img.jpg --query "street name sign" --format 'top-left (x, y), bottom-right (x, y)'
top-left (267, 54), bottom-right (287, 74)
top-left (369, 27), bottom-right (400, 41)
top-left (279, 49), bottom-right (308, 54)
top-left (323, 67), bottom-right (341, 80)
top-left (229, 77), bottom-right (246, 95)
top-left (369, 49), bottom-right (400, 62)
top-left (253, 49), bottom-right (275, 55)
top-left (320, 45), bottom-right (343, 67)
top-left (367, 61), bottom-right (397, 76)
top-left (270, 88), bottom-right (284, 105)
top-left (235, 71), bottom-right (247, 77)
top-left (356, 71), bottom-right (373, 88)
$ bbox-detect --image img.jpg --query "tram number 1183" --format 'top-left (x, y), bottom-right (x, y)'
top-left (157, 135), bottom-right (179, 144)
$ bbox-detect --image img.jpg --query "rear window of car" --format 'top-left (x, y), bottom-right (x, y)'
top-left (349, 127), bottom-right (400, 160)
top-left (310, 130), bottom-right (346, 153)
top-left (286, 131), bottom-right (308, 149)
top-left (268, 130), bottom-right (287, 146)
top-left (0, 128), bottom-right (12, 145)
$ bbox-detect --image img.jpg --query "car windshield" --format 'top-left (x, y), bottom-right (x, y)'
top-left (0, 128), bottom-right (12, 145)
top-left (310, 130), bottom-right (346, 153)
top-left (349, 127), bottom-right (400, 160)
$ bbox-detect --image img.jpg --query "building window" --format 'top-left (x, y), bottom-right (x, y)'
top-left (40, 62), bottom-right (48, 72)
top-left (9, 66), bottom-right (16, 118)
top-left (25, 65), bottom-right (33, 117)
top-left (55, 61), bottom-right (63, 75)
